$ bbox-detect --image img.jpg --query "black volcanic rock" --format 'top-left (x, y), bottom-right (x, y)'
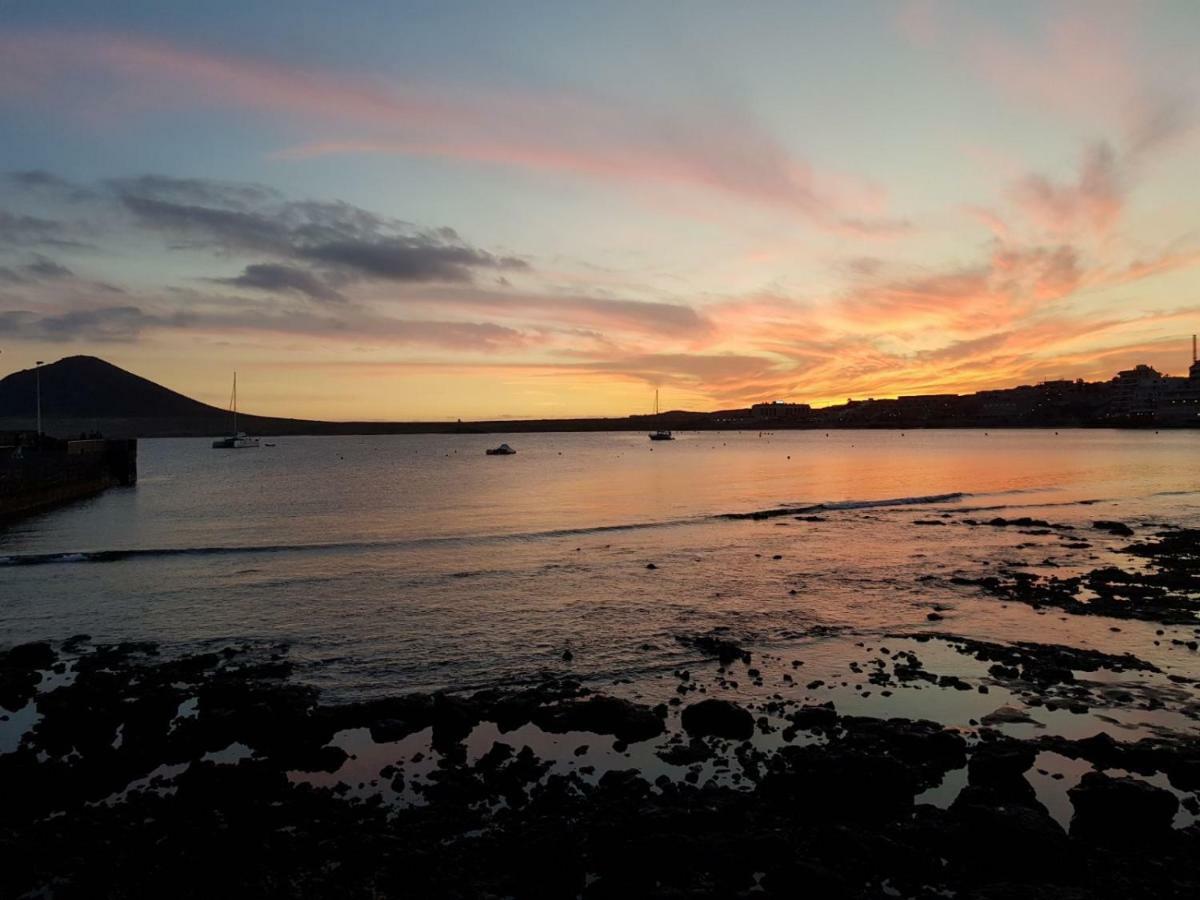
top-left (948, 788), bottom-right (1073, 880)
top-left (0, 641), bottom-right (57, 709)
top-left (6, 639), bottom-right (1200, 899)
top-left (677, 632), bottom-right (751, 666)
top-left (787, 703), bottom-right (838, 730)
top-left (967, 738), bottom-right (1038, 801)
top-left (1093, 520), bottom-right (1136, 537)
top-left (532, 695), bottom-right (665, 743)
top-left (1069, 771), bottom-right (1179, 843)
top-left (681, 699), bottom-right (754, 740)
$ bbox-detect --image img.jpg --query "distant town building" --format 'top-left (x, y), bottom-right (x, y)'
top-left (1110, 365), bottom-right (1167, 421)
top-left (622, 335), bottom-right (1200, 429)
top-left (1108, 351), bottom-right (1200, 425)
top-left (750, 401), bottom-right (812, 421)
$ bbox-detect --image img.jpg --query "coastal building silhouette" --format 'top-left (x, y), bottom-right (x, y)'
top-left (1106, 337), bottom-right (1200, 424)
top-left (750, 401), bottom-right (812, 421)
top-left (731, 336), bottom-right (1200, 429)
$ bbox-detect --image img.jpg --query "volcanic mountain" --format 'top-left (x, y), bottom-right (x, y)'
top-left (1, 356), bottom-right (220, 421)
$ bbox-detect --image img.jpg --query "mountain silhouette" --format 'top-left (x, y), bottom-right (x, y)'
top-left (0, 356), bottom-right (222, 420)
top-left (0, 356), bottom-right (592, 437)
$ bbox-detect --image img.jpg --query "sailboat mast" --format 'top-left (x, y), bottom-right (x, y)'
top-left (232, 372), bottom-right (238, 434)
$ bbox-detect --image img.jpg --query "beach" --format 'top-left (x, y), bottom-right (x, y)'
top-left (2, 430), bottom-right (1199, 897)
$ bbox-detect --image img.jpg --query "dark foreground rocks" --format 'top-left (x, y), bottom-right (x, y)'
top-left (681, 698), bottom-right (754, 740)
top-left (677, 629), bottom-right (752, 665)
top-left (532, 694), bottom-right (665, 743)
top-left (2, 639), bottom-right (1199, 899)
top-left (949, 526), bottom-right (1200, 625)
top-left (1069, 771), bottom-right (1179, 843)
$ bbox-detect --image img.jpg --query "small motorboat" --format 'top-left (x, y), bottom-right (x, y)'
top-left (486, 443), bottom-right (516, 455)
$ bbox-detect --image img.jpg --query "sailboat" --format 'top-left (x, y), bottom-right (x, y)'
top-left (211, 372), bottom-right (260, 449)
top-left (648, 388), bottom-right (674, 441)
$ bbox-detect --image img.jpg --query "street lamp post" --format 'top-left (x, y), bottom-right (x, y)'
top-left (35, 360), bottom-right (44, 437)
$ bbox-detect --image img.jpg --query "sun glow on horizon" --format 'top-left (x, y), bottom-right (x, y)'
top-left (1, 1), bottom-right (1199, 419)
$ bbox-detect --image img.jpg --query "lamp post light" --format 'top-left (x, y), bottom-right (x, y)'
top-left (35, 360), bottom-right (44, 437)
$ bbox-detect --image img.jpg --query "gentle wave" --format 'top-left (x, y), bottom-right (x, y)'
top-left (0, 518), bottom-right (700, 567)
top-left (718, 491), bottom-right (970, 520)
top-left (949, 498), bottom-right (1108, 513)
top-left (0, 487), bottom-right (1109, 567)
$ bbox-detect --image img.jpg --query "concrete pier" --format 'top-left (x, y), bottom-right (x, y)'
top-left (0, 433), bottom-right (137, 519)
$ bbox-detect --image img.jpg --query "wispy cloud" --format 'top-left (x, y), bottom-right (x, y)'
top-left (0, 305), bottom-right (187, 342)
top-left (211, 263), bottom-right (346, 304)
top-left (0, 29), bottom-right (902, 231)
top-left (106, 174), bottom-right (528, 285)
top-left (0, 209), bottom-right (83, 249)
top-left (5, 171), bottom-right (715, 348)
top-left (1010, 142), bottom-right (1123, 237)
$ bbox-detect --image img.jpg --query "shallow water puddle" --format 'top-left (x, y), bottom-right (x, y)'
top-left (465, 720), bottom-right (758, 790)
top-left (286, 714), bottom-right (781, 807)
top-left (1025, 751), bottom-right (1091, 830)
top-left (0, 700), bottom-right (39, 754)
top-left (1024, 751), bottom-right (1199, 832)
top-left (100, 761), bottom-right (191, 806)
top-left (202, 742), bottom-right (255, 765)
top-left (287, 726), bottom-right (441, 804)
top-left (914, 765), bottom-right (967, 809)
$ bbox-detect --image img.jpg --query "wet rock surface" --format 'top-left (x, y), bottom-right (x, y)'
top-left (1069, 771), bottom-right (1179, 843)
top-left (0, 641), bottom-right (56, 710)
top-left (916, 633), bottom-right (1159, 681)
top-left (677, 630), bottom-right (753, 665)
top-left (1, 635), bottom-right (1198, 899)
top-left (948, 524), bottom-right (1200, 625)
top-left (5, 517), bottom-right (1200, 897)
top-left (532, 694), bottom-right (665, 743)
top-left (681, 698), bottom-right (755, 740)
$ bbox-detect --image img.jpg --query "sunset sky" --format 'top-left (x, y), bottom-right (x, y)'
top-left (2, 0), bottom-right (1199, 420)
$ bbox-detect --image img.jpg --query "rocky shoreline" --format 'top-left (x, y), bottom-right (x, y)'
top-left (2, 524), bottom-right (1199, 898)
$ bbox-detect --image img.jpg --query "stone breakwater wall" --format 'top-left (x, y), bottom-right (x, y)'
top-left (0, 439), bottom-right (137, 518)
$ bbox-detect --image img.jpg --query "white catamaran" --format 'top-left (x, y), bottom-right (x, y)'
top-left (212, 372), bottom-right (260, 449)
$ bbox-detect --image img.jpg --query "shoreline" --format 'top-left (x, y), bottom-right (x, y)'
top-left (6, 417), bottom-right (1200, 441)
top-left (3, 523), bottom-right (1198, 897)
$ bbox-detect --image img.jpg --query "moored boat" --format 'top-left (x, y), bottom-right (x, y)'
top-left (648, 389), bottom-right (673, 441)
top-left (212, 432), bottom-right (260, 449)
top-left (212, 372), bottom-right (260, 449)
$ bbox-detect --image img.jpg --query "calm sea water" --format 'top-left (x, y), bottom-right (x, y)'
top-left (2, 429), bottom-right (1199, 701)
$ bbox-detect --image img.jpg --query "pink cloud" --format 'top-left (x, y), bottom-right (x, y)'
top-left (894, 0), bottom-right (943, 48)
top-left (899, 2), bottom-right (1195, 152)
top-left (970, 11), bottom-right (1141, 119)
top-left (1009, 142), bottom-right (1123, 237)
top-left (0, 30), bottom-right (899, 231)
top-left (962, 205), bottom-right (1010, 239)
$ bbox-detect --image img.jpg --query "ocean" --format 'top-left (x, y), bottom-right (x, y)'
top-left (3, 428), bottom-right (1198, 710)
